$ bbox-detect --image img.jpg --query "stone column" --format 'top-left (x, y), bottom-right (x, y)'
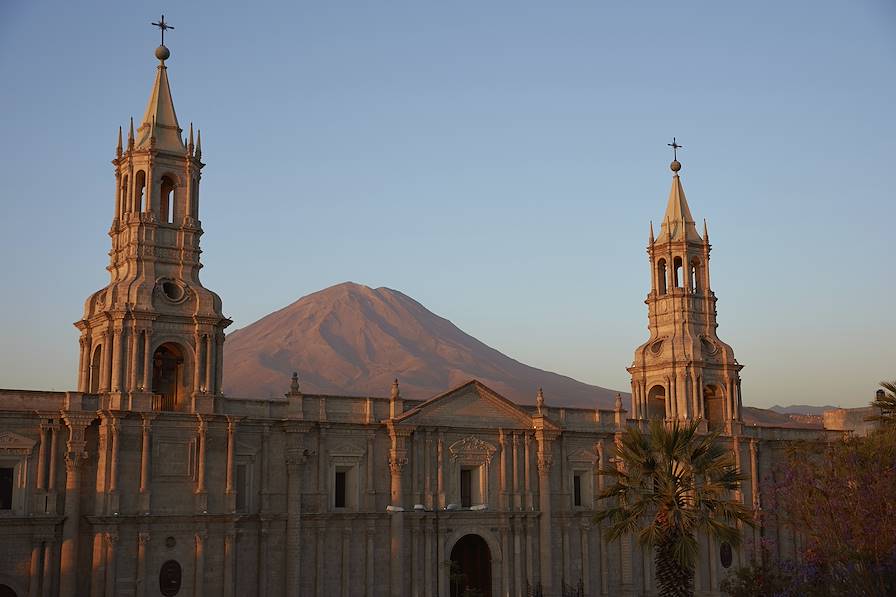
top-left (525, 519), bottom-right (535, 591)
top-left (223, 530), bottom-right (236, 597)
top-left (512, 432), bottom-right (520, 510)
top-left (139, 414), bottom-right (154, 513)
top-left (193, 334), bottom-right (204, 393)
top-left (215, 332), bottom-right (224, 394)
top-left (48, 423), bottom-right (60, 510)
top-left (225, 417), bottom-right (237, 512)
top-left (59, 413), bottom-right (92, 597)
top-left (108, 417), bottom-right (120, 514)
top-left (365, 430), bottom-right (375, 510)
top-left (204, 335), bottom-right (214, 393)
top-left (135, 533), bottom-right (149, 597)
top-left (127, 326), bottom-right (138, 392)
top-left (524, 433), bottom-right (533, 510)
top-left (28, 538), bottom-right (42, 597)
top-left (423, 518), bottom-right (432, 597)
top-left (193, 531), bottom-right (206, 596)
top-left (501, 527), bottom-right (511, 597)
top-left (36, 425), bottom-right (49, 491)
top-left (366, 521), bottom-right (376, 597)
top-left (580, 522), bottom-right (591, 595)
top-left (78, 337), bottom-right (90, 393)
top-left (261, 424), bottom-right (271, 512)
top-left (388, 424), bottom-right (409, 597)
top-left (103, 532), bottom-right (118, 597)
top-left (90, 532), bottom-right (106, 596)
top-left (498, 429), bottom-right (508, 510)
top-left (141, 330), bottom-right (152, 391)
top-left (195, 417), bottom-right (207, 512)
top-left (110, 328), bottom-right (124, 392)
top-left (561, 522), bottom-right (571, 587)
top-left (423, 430), bottom-right (432, 508)
top-left (341, 525), bottom-right (351, 597)
top-left (437, 431), bottom-right (445, 508)
top-left (512, 521), bottom-right (523, 597)
top-left (41, 539), bottom-right (55, 597)
top-left (285, 426), bottom-right (308, 597)
top-left (536, 429), bottom-right (555, 594)
top-left (101, 330), bottom-right (113, 392)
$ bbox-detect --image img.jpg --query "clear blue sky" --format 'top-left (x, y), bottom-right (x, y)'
top-left (1, 1), bottom-right (894, 408)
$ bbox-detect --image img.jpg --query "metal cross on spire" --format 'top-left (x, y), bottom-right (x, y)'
top-left (151, 15), bottom-right (174, 46)
top-left (667, 137), bottom-right (683, 161)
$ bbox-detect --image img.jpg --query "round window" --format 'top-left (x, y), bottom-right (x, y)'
top-left (162, 281), bottom-right (184, 302)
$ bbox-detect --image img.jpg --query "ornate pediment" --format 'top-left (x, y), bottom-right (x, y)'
top-left (567, 447), bottom-right (597, 464)
top-left (0, 431), bottom-right (36, 455)
top-left (449, 435), bottom-right (496, 465)
top-left (395, 380), bottom-right (533, 430)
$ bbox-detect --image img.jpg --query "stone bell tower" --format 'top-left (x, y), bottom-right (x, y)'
top-left (74, 35), bottom-right (230, 414)
top-left (628, 152), bottom-right (743, 432)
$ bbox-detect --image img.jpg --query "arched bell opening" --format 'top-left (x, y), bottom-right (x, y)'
top-left (704, 384), bottom-right (725, 430)
top-left (151, 342), bottom-right (186, 411)
top-left (88, 345), bottom-right (102, 394)
top-left (449, 534), bottom-right (492, 597)
top-left (647, 385), bottom-right (666, 420)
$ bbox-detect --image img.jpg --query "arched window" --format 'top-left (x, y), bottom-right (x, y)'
top-left (647, 385), bottom-right (666, 419)
top-left (190, 178), bottom-right (199, 218)
top-left (690, 258), bottom-right (701, 292)
top-left (134, 170), bottom-right (147, 212)
top-left (656, 259), bottom-right (667, 295)
top-left (673, 256), bottom-right (683, 288)
top-left (89, 345), bottom-right (102, 394)
top-left (159, 176), bottom-right (175, 224)
top-left (704, 384), bottom-right (724, 430)
top-left (120, 175), bottom-right (129, 217)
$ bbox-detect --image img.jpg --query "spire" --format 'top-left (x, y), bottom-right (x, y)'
top-left (656, 160), bottom-right (702, 243)
top-left (116, 126), bottom-right (123, 157)
top-left (649, 220), bottom-right (655, 245)
top-left (188, 123), bottom-right (194, 154)
top-left (127, 117), bottom-right (135, 149)
top-left (135, 45), bottom-right (184, 152)
top-left (195, 129), bottom-right (202, 160)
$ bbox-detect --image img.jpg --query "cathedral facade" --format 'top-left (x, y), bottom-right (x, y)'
top-left (0, 40), bottom-right (841, 597)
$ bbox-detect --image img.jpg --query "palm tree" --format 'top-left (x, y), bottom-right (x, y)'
top-left (595, 420), bottom-right (754, 597)
top-left (867, 380), bottom-right (896, 427)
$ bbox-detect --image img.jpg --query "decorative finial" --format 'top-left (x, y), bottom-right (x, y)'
top-left (391, 378), bottom-right (400, 400)
top-left (536, 387), bottom-right (545, 414)
top-left (127, 117), bottom-right (135, 149)
top-left (649, 220), bottom-right (655, 245)
top-left (667, 137), bottom-right (683, 173)
top-left (289, 371), bottom-right (300, 395)
top-left (188, 123), bottom-right (194, 154)
top-left (614, 393), bottom-right (623, 412)
top-left (703, 218), bottom-right (709, 242)
top-left (151, 15), bottom-right (174, 61)
top-left (195, 129), bottom-right (202, 160)
top-left (116, 126), bottom-right (123, 157)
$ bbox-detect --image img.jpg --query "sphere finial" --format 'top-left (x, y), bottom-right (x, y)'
top-left (670, 159), bottom-right (681, 172)
top-left (155, 44), bottom-right (170, 61)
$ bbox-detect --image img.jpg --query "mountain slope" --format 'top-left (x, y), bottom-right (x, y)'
top-left (223, 282), bottom-right (622, 406)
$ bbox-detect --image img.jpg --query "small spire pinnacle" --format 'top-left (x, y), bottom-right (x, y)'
top-left (649, 220), bottom-right (655, 245)
top-left (149, 115), bottom-right (157, 147)
top-left (703, 218), bottom-right (709, 242)
top-left (188, 123), bottom-right (194, 154)
top-left (127, 117), bottom-right (135, 148)
top-left (116, 126), bottom-right (123, 157)
top-left (195, 129), bottom-right (202, 159)
top-left (289, 371), bottom-right (301, 395)
top-left (391, 378), bottom-right (400, 400)
top-left (536, 387), bottom-right (545, 414)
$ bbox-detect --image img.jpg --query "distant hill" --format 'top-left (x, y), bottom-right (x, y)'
top-left (223, 282), bottom-right (622, 406)
top-left (222, 281), bottom-right (821, 429)
top-left (769, 404), bottom-right (837, 416)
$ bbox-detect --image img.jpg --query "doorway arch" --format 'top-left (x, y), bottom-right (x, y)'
top-left (449, 534), bottom-right (492, 597)
top-left (0, 584), bottom-right (18, 597)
